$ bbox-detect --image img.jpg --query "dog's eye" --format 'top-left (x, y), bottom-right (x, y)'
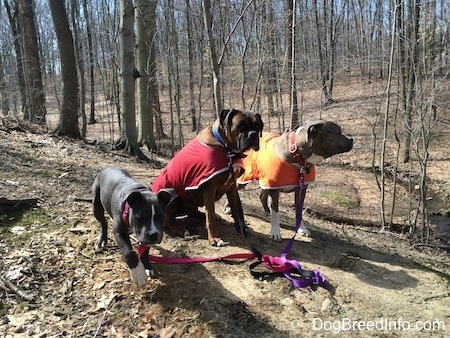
top-left (236, 122), bottom-right (247, 133)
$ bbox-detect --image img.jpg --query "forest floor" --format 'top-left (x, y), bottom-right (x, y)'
top-left (1, 77), bottom-right (450, 337)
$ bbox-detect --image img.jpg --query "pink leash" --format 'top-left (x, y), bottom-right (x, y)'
top-left (138, 245), bottom-right (255, 264)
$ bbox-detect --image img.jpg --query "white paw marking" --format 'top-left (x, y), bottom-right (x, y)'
top-left (297, 220), bottom-right (311, 236)
top-left (145, 268), bottom-right (155, 279)
top-left (270, 210), bottom-right (282, 241)
top-left (216, 239), bottom-right (229, 247)
top-left (130, 261), bottom-right (148, 287)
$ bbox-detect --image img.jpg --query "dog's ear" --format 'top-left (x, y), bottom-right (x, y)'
top-left (219, 108), bottom-right (236, 129)
top-left (156, 188), bottom-right (177, 207)
top-left (255, 113), bottom-right (264, 136)
top-left (307, 122), bottom-right (324, 139)
top-left (126, 191), bottom-right (143, 206)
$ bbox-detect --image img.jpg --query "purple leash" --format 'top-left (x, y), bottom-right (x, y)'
top-left (250, 173), bottom-right (328, 288)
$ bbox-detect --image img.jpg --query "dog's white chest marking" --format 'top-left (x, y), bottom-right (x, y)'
top-left (304, 153), bottom-right (324, 164)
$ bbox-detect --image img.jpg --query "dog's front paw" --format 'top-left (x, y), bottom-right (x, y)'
top-left (145, 268), bottom-right (155, 279)
top-left (130, 261), bottom-right (148, 287)
top-left (270, 224), bottom-right (282, 242)
top-left (94, 235), bottom-right (107, 250)
top-left (297, 221), bottom-right (311, 237)
top-left (223, 205), bottom-right (232, 215)
top-left (270, 211), bottom-right (282, 241)
top-left (210, 238), bottom-right (229, 247)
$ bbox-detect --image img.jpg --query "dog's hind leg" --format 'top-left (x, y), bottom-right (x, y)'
top-left (92, 186), bottom-right (108, 249)
top-left (294, 186), bottom-right (311, 236)
top-left (260, 190), bottom-right (271, 215)
top-left (267, 190), bottom-right (282, 241)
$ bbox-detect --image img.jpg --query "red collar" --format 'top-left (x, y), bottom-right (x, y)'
top-left (121, 201), bottom-right (130, 225)
top-left (289, 132), bottom-right (306, 166)
top-left (289, 132), bottom-right (313, 175)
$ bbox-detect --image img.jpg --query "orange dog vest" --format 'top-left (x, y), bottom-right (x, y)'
top-left (238, 133), bottom-right (315, 189)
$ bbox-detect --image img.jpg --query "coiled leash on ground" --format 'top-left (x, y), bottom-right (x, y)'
top-left (138, 136), bottom-right (328, 289)
top-left (246, 174), bottom-right (327, 288)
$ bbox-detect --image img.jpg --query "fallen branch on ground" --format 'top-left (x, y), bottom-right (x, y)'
top-left (0, 275), bottom-right (34, 301)
top-left (0, 197), bottom-right (39, 207)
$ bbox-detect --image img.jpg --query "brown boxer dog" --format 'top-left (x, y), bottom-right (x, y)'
top-left (151, 109), bottom-right (264, 246)
top-left (235, 121), bottom-right (353, 240)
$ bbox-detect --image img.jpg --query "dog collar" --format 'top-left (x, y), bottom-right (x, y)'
top-left (212, 124), bottom-right (245, 173)
top-left (121, 201), bottom-right (130, 225)
top-left (289, 132), bottom-right (304, 163)
top-left (289, 132), bottom-right (312, 174)
top-left (212, 124), bottom-right (229, 149)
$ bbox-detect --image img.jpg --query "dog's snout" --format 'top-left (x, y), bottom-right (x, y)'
top-left (143, 230), bottom-right (161, 244)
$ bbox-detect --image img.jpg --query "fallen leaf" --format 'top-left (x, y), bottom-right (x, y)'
top-left (92, 280), bottom-right (106, 290)
top-left (94, 292), bottom-right (117, 311)
top-left (160, 325), bottom-right (176, 338)
top-left (6, 311), bottom-right (37, 327)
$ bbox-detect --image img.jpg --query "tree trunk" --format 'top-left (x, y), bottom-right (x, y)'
top-left (4, 0), bottom-right (26, 115)
top-left (82, 0), bottom-right (96, 125)
top-left (202, 0), bottom-right (222, 115)
top-left (48, 0), bottom-right (80, 138)
top-left (0, 53), bottom-right (9, 115)
top-left (285, 0), bottom-right (299, 128)
top-left (147, 0), bottom-right (164, 141)
top-left (136, 0), bottom-right (156, 150)
top-left (400, 0), bottom-right (420, 163)
top-left (185, 0), bottom-right (197, 132)
top-left (70, 0), bottom-right (86, 138)
top-left (313, 0), bottom-right (330, 105)
top-left (117, 0), bottom-right (149, 160)
top-left (19, 0), bottom-right (46, 126)
top-left (262, 2), bottom-right (275, 129)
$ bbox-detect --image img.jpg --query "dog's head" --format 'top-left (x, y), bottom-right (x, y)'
top-left (295, 121), bottom-right (353, 163)
top-left (218, 108), bottom-right (264, 153)
top-left (125, 188), bottom-right (176, 245)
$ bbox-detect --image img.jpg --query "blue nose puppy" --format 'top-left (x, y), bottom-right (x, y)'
top-left (92, 167), bottom-right (175, 286)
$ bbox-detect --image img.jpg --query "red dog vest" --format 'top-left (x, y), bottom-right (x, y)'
top-left (151, 137), bottom-right (243, 200)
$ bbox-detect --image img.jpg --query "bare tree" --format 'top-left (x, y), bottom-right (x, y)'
top-left (135, 0), bottom-right (155, 150)
top-left (70, 0), bottom-right (87, 138)
top-left (285, 0), bottom-right (299, 128)
top-left (18, 0), bottom-right (46, 126)
top-left (116, 0), bottom-right (148, 160)
top-left (4, 0), bottom-right (26, 115)
top-left (185, 0), bottom-right (197, 131)
top-left (398, 0), bottom-right (420, 163)
top-left (82, 0), bottom-right (95, 125)
top-left (48, 0), bottom-right (80, 138)
top-left (202, 0), bottom-right (222, 115)
top-left (0, 54), bottom-right (9, 115)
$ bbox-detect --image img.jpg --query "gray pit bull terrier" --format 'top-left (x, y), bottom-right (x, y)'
top-left (92, 167), bottom-right (175, 286)
top-left (235, 121), bottom-right (353, 240)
